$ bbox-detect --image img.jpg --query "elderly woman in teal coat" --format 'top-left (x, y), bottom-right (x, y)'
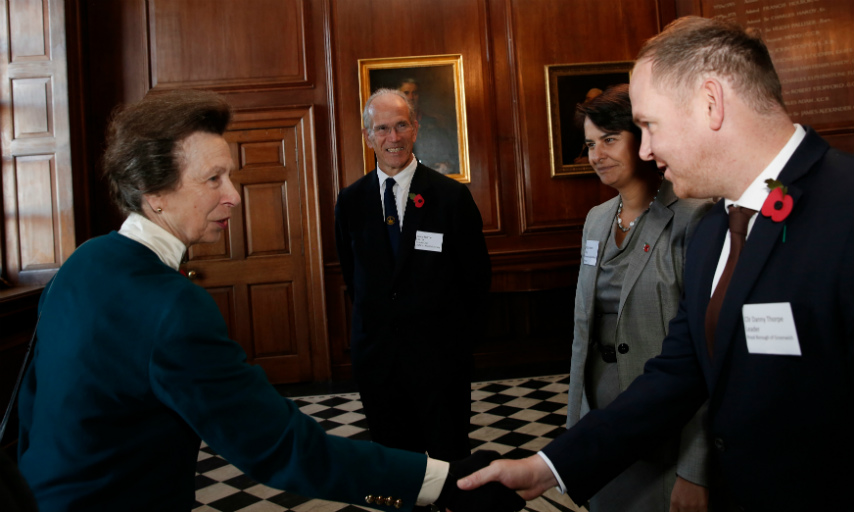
top-left (15, 90), bottom-right (523, 512)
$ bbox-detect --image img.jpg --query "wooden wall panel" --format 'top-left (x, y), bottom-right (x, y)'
top-left (148, 0), bottom-right (309, 91)
top-left (15, 155), bottom-right (56, 268)
top-left (331, 0), bottom-right (501, 233)
top-left (1, 0), bottom-right (73, 286)
top-left (508, 0), bottom-right (660, 233)
top-left (12, 77), bottom-right (52, 137)
top-left (250, 282), bottom-right (298, 357)
top-left (9, 0), bottom-right (48, 60)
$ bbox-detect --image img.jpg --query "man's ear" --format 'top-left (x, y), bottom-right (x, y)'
top-left (362, 128), bottom-right (371, 146)
top-left (702, 78), bottom-right (725, 131)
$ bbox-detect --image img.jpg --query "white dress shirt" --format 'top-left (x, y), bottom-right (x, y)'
top-left (377, 156), bottom-right (418, 229)
top-left (710, 124), bottom-right (805, 292)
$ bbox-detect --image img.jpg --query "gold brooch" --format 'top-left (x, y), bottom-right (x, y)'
top-left (386, 216), bottom-right (395, 225)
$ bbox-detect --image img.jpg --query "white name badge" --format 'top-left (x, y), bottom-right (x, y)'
top-left (415, 230), bottom-right (444, 252)
top-left (583, 240), bottom-right (599, 266)
top-left (742, 303), bottom-right (801, 356)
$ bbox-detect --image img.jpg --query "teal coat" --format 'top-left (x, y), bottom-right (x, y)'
top-left (18, 232), bottom-right (426, 511)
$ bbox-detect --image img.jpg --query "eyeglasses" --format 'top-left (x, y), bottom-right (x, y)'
top-left (371, 121), bottom-right (414, 137)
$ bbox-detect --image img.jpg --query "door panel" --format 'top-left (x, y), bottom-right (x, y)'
top-left (183, 110), bottom-right (318, 384)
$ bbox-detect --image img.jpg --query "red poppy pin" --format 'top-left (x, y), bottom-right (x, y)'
top-left (409, 193), bottom-right (425, 208)
top-left (761, 179), bottom-right (793, 222)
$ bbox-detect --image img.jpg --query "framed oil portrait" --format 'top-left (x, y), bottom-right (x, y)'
top-left (358, 54), bottom-right (470, 183)
top-left (545, 61), bottom-right (634, 178)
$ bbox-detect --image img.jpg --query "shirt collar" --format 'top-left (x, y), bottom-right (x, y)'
top-left (726, 124), bottom-right (806, 212)
top-left (118, 212), bottom-right (187, 270)
top-left (377, 155), bottom-right (418, 191)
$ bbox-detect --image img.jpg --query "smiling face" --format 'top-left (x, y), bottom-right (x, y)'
top-left (363, 93), bottom-right (418, 176)
top-left (630, 59), bottom-right (715, 199)
top-left (584, 117), bottom-right (642, 190)
top-left (145, 131), bottom-right (240, 246)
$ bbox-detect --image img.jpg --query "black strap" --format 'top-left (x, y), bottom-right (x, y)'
top-left (0, 326), bottom-right (37, 442)
top-left (1, 278), bottom-right (53, 443)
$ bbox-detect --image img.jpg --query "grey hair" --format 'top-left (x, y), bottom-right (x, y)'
top-left (362, 88), bottom-right (417, 131)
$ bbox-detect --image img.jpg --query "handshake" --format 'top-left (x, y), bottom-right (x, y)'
top-left (432, 449), bottom-right (556, 512)
top-left (434, 450), bottom-right (524, 512)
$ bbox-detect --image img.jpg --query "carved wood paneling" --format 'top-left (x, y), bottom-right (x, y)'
top-left (9, 0), bottom-right (48, 60)
top-left (249, 282), bottom-right (298, 357)
top-left (181, 107), bottom-right (326, 384)
top-left (506, 0), bottom-right (659, 233)
top-left (331, 0), bottom-right (501, 233)
top-left (12, 77), bottom-right (52, 137)
top-left (15, 154), bottom-right (56, 268)
top-left (244, 183), bottom-right (290, 256)
top-left (147, 0), bottom-right (309, 91)
top-left (1, 0), bottom-right (73, 286)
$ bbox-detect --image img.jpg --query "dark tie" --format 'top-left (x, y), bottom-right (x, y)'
top-left (384, 177), bottom-right (400, 259)
top-left (705, 205), bottom-right (756, 358)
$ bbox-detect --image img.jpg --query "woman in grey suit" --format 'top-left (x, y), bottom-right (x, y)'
top-left (569, 85), bottom-right (713, 512)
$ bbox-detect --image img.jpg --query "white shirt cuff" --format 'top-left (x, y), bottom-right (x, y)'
top-left (417, 457), bottom-right (450, 506)
top-left (537, 451), bottom-right (567, 494)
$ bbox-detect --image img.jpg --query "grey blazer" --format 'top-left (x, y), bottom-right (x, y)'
top-left (568, 180), bottom-right (713, 484)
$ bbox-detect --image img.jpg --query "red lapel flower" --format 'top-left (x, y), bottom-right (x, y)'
top-left (409, 193), bottom-right (425, 208)
top-left (761, 179), bottom-right (793, 222)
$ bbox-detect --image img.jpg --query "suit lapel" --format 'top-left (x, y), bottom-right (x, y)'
top-left (582, 198), bottom-right (620, 336)
top-left (709, 128), bottom-right (826, 380)
top-left (617, 182), bottom-right (675, 320)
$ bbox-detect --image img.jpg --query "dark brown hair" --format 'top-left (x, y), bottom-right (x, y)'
top-left (637, 16), bottom-right (784, 113)
top-left (102, 89), bottom-right (232, 214)
top-left (575, 84), bottom-right (638, 139)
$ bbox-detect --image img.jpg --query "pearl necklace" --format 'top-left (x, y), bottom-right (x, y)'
top-left (615, 184), bottom-right (662, 233)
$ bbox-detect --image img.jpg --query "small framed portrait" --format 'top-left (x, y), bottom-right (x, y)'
top-left (358, 54), bottom-right (470, 183)
top-left (545, 61), bottom-right (634, 178)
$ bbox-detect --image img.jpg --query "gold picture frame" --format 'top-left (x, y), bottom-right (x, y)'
top-left (358, 54), bottom-right (470, 183)
top-left (545, 61), bottom-right (634, 178)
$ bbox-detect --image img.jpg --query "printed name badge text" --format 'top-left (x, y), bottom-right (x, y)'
top-left (583, 240), bottom-right (599, 266)
top-left (415, 231), bottom-right (444, 252)
top-left (742, 302), bottom-right (801, 356)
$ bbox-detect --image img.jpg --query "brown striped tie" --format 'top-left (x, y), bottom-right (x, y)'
top-left (705, 205), bottom-right (756, 359)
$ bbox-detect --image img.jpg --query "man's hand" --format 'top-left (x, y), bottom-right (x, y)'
top-left (456, 454), bottom-right (556, 501)
top-left (669, 476), bottom-right (708, 512)
top-left (435, 451), bottom-right (525, 512)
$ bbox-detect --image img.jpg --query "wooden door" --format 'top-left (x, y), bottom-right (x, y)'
top-left (182, 107), bottom-right (328, 384)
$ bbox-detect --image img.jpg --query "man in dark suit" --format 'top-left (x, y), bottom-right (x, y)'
top-left (457, 16), bottom-right (854, 511)
top-left (335, 89), bottom-right (491, 464)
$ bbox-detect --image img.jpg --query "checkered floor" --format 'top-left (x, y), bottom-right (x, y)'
top-left (193, 374), bottom-right (587, 512)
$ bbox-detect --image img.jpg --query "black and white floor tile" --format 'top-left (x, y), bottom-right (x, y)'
top-left (193, 374), bottom-right (586, 512)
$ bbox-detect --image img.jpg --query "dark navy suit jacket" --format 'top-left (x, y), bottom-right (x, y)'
top-left (334, 163), bottom-right (491, 385)
top-left (542, 128), bottom-right (854, 511)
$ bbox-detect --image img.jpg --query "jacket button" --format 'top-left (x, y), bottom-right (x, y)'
top-left (384, 496), bottom-right (394, 506)
top-left (394, 498), bottom-right (403, 509)
top-left (617, 343), bottom-right (629, 354)
top-left (714, 437), bottom-right (725, 452)
top-left (365, 495), bottom-right (375, 504)
top-left (391, 292), bottom-right (398, 301)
